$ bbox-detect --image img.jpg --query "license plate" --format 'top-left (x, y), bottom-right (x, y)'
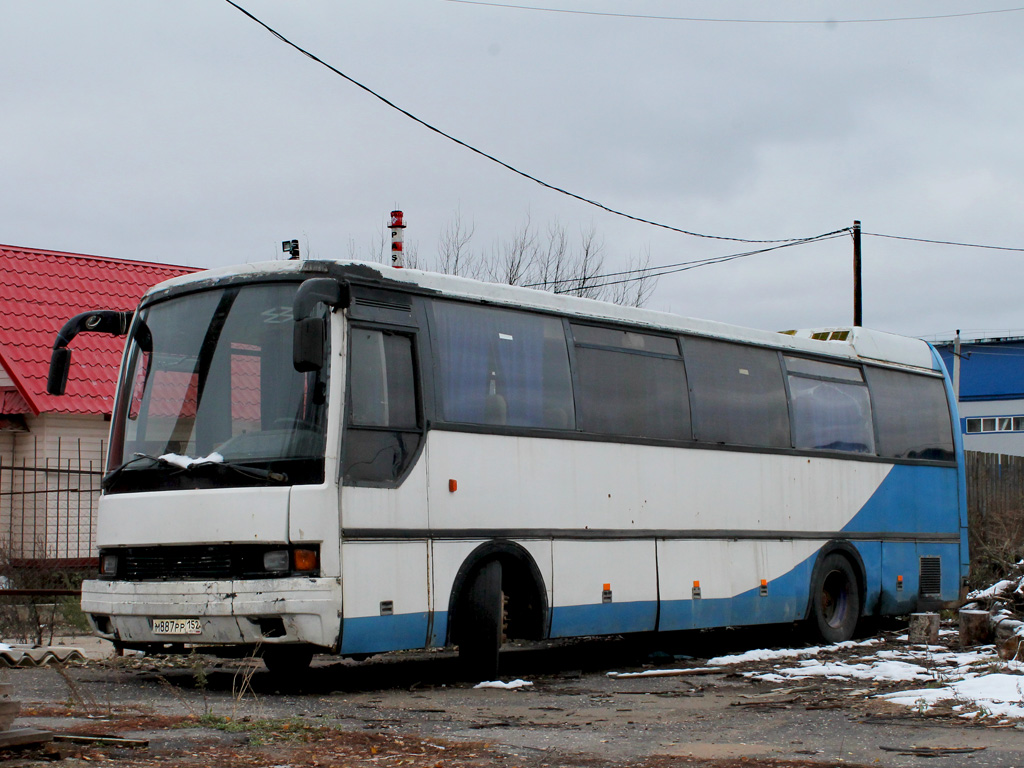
top-left (152, 618), bottom-right (202, 635)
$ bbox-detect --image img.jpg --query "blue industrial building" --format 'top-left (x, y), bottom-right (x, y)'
top-left (935, 336), bottom-right (1024, 456)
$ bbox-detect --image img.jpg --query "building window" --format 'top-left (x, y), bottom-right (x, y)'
top-left (965, 415), bottom-right (1024, 434)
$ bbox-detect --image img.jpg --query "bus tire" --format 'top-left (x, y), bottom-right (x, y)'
top-left (262, 645), bottom-right (314, 676)
top-left (458, 559), bottom-right (504, 680)
top-left (811, 553), bottom-right (861, 643)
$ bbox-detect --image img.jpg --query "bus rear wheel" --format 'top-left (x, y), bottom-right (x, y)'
top-left (811, 553), bottom-right (861, 643)
top-left (458, 559), bottom-right (505, 681)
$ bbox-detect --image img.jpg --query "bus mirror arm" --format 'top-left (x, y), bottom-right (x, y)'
top-left (293, 278), bottom-right (349, 372)
top-left (47, 310), bottom-right (133, 396)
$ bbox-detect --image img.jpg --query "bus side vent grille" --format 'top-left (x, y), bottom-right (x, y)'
top-left (919, 556), bottom-right (942, 596)
top-left (355, 297), bottom-right (411, 311)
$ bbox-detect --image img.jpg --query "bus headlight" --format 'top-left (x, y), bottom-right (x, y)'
top-left (263, 550), bottom-right (290, 573)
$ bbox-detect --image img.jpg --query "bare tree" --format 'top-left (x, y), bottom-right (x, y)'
top-left (436, 208), bottom-right (479, 278)
top-left (606, 246), bottom-right (657, 308)
top-left (484, 212), bottom-right (538, 287)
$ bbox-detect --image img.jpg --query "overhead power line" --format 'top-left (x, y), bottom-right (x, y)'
top-left (444, 1), bottom-right (1024, 25)
top-left (536, 231), bottom-right (849, 292)
top-left (864, 232), bottom-right (1024, 253)
top-left (562, 225), bottom-right (1024, 293)
top-left (223, 0), bottom-right (830, 246)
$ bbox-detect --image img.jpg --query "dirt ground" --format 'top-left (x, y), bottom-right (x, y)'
top-left (2, 625), bottom-right (1022, 768)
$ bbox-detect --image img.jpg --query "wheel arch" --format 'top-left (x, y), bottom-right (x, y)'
top-left (446, 539), bottom-right (549, 646)
top-left (803, 540), bottom-right (868, 622)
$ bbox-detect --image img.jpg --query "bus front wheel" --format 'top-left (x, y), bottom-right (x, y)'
top-left (262, 645), bottom-right (314, 676)
top-left (811, 553), bottom-right (861, 643)
top-left (458, 559), bottom-right (504, 680)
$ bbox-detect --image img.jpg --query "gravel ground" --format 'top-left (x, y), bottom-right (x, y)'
top-left (2, 625), bottom-right (1023, 768)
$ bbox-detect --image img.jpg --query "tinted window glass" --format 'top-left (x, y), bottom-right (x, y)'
top-left (785, 356), bottom-right (864, 382)
top-left (785, 356), bottom-right (873, 454)
top-left (432, 301), bottom-right (575, 429)
top-left (574, 345), bottom-right (689, 440)
top-left (685, 338), bottom-right (790, 448)
top-left (788, 376), bottom-right (875, 453)
top-left (349, 329), bottom-right (417, 428)
top-left (344, 328), bottom-right (421, 485)
top-left (572, 325), bottom-right (679, 355)
top-left (865, 368), bottom-right (955, 461)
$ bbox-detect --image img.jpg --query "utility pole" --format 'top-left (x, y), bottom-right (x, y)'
top-left (853, 220), bottom-right (862, 327)
top-left (953, 329), bottom-right (961, 402)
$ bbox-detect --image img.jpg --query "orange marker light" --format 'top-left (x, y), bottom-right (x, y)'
top-left (449, 479), bottom-right (458, 493)
top-left (603, 583), bottom-right (611, 592)
top-left (293, 549), bottom-right (318, 572)
top-left (761, 579), bottom-right (767, 587)
top-left (693, 580), bottom-right (700, 589)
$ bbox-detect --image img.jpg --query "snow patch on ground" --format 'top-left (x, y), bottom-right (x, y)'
top-left (881, 674), bottom-right (1024, 719)
top-left (474, 679), bottom-right (533, 690)
top-left (722, 641), bottom-right (1024, 719)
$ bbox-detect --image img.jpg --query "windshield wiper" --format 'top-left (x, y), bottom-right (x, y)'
top-left (102, 452), bottom-right (288, 492)
top-left (185, 459), bottom-right (289, 485)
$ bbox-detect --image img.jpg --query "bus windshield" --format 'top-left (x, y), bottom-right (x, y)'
top-left (106, 281), bottom-right (328, 492)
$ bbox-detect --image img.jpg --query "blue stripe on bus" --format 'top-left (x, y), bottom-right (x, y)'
top-left (340, 612), bottom-right (430, 655)
top-left (550, 600), bottom-right (659, 638)
top-left (658, 557), bottom-right (814, 632)
top-left (553, 538), bottom-right (962, 637)
top-left (843, 464), bottom-right (961, 536)
top-left (429, 612), bottom-right (449, 648)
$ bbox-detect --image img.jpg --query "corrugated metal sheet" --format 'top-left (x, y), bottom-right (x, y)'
top-left (0, 245), bottom-right (198, 416)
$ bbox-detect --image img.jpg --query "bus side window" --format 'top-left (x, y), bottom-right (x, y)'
top-left (865, 367), bottom-right (955, 461)
top-left (784, 356), bottom-right (874, 454)
top-left (684, 337), bottom-right (791, 449)
top-left (432, 301), bottom-right (575, 430)
top-left (570, 324), bottom-right (689, 440)
top-left (343, 327), bottom-right (421, 485)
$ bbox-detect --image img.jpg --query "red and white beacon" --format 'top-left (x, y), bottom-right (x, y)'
top-left (390, 210), bottom-right (406, 269)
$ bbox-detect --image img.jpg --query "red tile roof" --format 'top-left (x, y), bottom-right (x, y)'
top-left (0, 245), bottom-right (199, 416)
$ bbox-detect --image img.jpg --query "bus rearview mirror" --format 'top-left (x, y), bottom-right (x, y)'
top-left (294, 317), bottom-right (325, 372)
top-left (292, 277), bottom-right (349, 372)
top-left (47, 347), bottom-right (71, 396)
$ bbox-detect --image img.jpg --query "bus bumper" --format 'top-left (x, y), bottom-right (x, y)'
top-left (81, 577), bottom-right (341, 651)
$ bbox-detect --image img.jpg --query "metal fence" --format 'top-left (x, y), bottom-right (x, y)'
top-left (0, 437), bottom-right (102, 597)
top-left (964, 450), bottom-right (1024, 586)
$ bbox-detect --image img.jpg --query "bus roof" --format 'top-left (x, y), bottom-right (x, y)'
top-left (146, 259), bottom-right (941, 374)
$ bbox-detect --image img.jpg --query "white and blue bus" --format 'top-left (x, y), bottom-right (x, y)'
top-left (48, 259), bottom-right (967, 676)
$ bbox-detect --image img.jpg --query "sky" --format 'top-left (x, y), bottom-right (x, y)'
top-left (3, 1), bottom-right (1023, 340)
